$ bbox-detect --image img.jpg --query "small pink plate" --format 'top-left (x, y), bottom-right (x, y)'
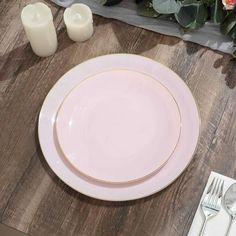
top-left (56, 69), bottom-right (181, 183)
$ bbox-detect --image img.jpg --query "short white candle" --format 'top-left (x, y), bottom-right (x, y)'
top-left (64, 4), bottom-right (93, 42)
top-left (21, 2), bottom-right (58, 57)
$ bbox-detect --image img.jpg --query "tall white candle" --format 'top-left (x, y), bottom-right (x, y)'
top-left (64, 4), bottom-right (93, 42)
top-left (21, 2), bottom-right (57, 57)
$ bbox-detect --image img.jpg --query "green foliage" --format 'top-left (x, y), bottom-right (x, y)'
top-left (152, 0), bottom-right (181, 14)
top-left (220, 12), bottom-right (236, 34)
top-left (175, 2), bottom-right (208, 29)
top-left (137, 0), bottom-right (160, 17)
top-left (212, 0), bottom-right (226, 23)
top-left (201, 0), bottom-right (215, 6)
top-left (102, 0), bottom-right (236, 56)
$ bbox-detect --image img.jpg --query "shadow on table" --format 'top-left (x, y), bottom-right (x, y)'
top-left (0, 27), bottom-right (72, 84)
top-left (111, 20), bottom-right (180, 54)
top-left (182, 40), bottom-right (236, 89)
top-left (184, 41), bottom-right (207, 56)
top-left (213, 54), bottom-right (236, 89)
top-left (35, 120), bottom-right (166, 207)
top-left (94, 15), bottom-right (112, 27)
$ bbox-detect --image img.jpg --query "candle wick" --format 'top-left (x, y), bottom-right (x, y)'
top-left (35, 12), bottom-right (41, 20)
top-left (32, 9), bottom-right (41, 21)
top-left (36, 12), bottom-right (41, 19)
top-left (73, 13), bottom-right (82, 23)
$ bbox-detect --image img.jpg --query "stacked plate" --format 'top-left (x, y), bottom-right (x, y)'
top-left (38, 54), bottom-right (200, 201)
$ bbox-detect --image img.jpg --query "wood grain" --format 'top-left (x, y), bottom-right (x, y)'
top-left (1, 1), bottom-right (236, 235)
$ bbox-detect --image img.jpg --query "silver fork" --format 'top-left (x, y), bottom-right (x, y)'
top-left (199, 177), bottom-right (224, 236)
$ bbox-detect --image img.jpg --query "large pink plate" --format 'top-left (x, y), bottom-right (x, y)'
top-left (56, 69), bottom-right (181, 183)
top-left (38, 54), bottom-right (200, 201)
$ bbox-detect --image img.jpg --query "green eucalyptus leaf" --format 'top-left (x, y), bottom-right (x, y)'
top-left (220, 12), bottom-right (236, 35)
top-left (152, 0), bottom-right (181, 14)
top-left (182, 0), bottom-right (199, 4)
top-left (212, 0), bottom-right (226, 23)
top-left (137, 0), bottom-right (159, 17)
top-left (201, 0), bottom-right (215, 6)
top-left (175, 3), bottom-right (208, 29)
top-left (228, 25), bottom-right (236, 39)
top-left (100, 0), bottom-right (106, 5)
top-left (232, 49), bottom-right (236, 58)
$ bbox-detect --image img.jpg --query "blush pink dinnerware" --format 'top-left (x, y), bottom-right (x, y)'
top-left (56, 69), bottom-right (181, 183)
top-left (38, 54), bottom-right (200, 201)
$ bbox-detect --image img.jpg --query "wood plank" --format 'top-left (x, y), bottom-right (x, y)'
top-left (0, 223), bottom-right (29, 236)
top-left (1, 1), bottom-right (236, 236)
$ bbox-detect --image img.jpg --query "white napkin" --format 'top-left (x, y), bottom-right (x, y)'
top-left (188, 171), bottom-right (236, 236)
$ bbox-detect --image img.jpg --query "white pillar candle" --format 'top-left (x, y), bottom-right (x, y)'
top-left (21, 2), bottom-right (57, 57)
top-left (64, 4), bottom-right (93, 42)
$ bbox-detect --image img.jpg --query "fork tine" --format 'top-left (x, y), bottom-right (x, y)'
top-left (205, 178), bottom-right (215, 203)
top-left (207, 177), bottom-right (215, 194)
top-left (216, 180), bottom-right (224, 207)
top-left (213, 179), bottom-right (224, 209)
top-left (220, 180), bottom-right (224, 198)
top-left (199, 177), bottom-right (224, 236)
top-left (207, 178), bottom-right (218, 207)
top-left (212, 178), bottom-right (221, 208)
top-left (217, 180), bottom-right (224, 198)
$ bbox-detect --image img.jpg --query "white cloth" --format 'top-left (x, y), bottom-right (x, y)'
top-left (52, 0), bottom-right (233, 55)
top-left (188, 171), bottom-right (236, 236)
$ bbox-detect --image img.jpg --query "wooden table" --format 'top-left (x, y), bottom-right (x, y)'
top-left (1, 1), bottom-right (236, 235)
